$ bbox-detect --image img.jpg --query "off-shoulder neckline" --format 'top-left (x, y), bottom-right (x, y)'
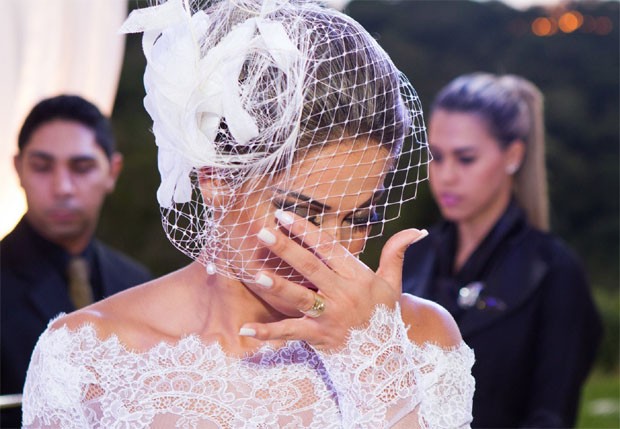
top-left (45, 312), bottom-right (472, 360)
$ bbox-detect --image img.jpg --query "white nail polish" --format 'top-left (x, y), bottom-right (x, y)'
top-left (257, 228), bottom-right (276, 245)
top-left (274, 209), bottom-right (294, 226)
top-left (239, 327), bottom-right (256, 337)
top-left (255, 273), bottom-right (273, 288)
top-left (411, 229), bottom-right (429, 244)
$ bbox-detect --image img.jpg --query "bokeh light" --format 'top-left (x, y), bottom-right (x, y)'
top-left (532, 17), bottom-right (557, 36)
top-left (559, 11), bottom-right (583, 33)
top-left (595, 16), bottom-right (613, 35)
top-left (532, 10), bottom-right (613, 37)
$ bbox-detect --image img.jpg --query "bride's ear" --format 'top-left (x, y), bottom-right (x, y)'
top-left (198, 168), bottom-right (232, 208)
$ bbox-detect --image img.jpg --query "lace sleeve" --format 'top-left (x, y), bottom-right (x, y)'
top-left (416, 342), bottom-right (475, 428)
top-left (22, 323), bottom-right (94, 429)
top-left (316, 304), bottom-right (474, 429)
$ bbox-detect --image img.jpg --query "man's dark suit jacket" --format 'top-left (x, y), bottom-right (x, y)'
top-left (1, 217), bottom-right (152, 428)
top-left (402, 201), bottom-right (602, 428)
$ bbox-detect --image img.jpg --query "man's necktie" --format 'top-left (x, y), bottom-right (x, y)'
top-left (67, 257), bottom-right (94, 309)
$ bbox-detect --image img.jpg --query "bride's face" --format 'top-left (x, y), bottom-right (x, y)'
top-left (213, 139), bottom-right (392, 285)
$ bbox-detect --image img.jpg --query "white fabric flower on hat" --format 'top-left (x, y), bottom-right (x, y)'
top-left (121, 0), bottom-right (301, 207)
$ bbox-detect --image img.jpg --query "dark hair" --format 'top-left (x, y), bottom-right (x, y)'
top-left (18, 95), bottom-right (115, 158)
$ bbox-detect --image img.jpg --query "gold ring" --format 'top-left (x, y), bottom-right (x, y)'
top-left (300, 294), bottom-right (326, 318)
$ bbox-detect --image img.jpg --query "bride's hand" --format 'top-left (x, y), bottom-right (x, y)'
top-left (239, 209), bottom-right (427, 351)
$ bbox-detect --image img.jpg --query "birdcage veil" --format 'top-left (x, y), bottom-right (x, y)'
top-left (121, 0), bottom-right (429, 281)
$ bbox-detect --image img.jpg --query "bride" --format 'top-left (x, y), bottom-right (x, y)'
top-left (22, 0), bottom-right (474, 427)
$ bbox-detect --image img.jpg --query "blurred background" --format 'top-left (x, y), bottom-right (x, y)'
top-left (2, 0), bottom-right (618, 426)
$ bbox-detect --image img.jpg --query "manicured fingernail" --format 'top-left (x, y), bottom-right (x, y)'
top-left (255, 273), bottom-right (273, 288)
top-left (239, 327), bottom-right (256, 337)
top-left (274, 209), bottom-right (294, 226)
top-left (411, 229), bottom-right (428, 244)
top-left (257, 228), bottom-right (276, 245)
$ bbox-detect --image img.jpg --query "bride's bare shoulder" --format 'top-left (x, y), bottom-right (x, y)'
top-left (399, 293), bottom-right (463, 348)
top-left (50, 280), bottom-right (157, 340)
top-left (50, 265), bottom-right (196, 349)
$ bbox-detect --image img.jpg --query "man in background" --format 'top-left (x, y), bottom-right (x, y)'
top-left (1, 95), bottom-right (152, 427)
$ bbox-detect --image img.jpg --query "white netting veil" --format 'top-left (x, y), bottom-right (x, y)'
top-left (121, 0), bottom-right (430, 281)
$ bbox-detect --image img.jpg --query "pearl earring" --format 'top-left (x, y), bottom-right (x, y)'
top-left (506, 164), bottom-right (519, 175)
top-left (206, 262), bottom-right (216, 275)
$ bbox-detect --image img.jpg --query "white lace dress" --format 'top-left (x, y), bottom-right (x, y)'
top-left (23, 306), bottom-right (474, 428)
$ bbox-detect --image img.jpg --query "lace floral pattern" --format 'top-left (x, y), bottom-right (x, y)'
top-left (23, 306), bottom-right (474, 428)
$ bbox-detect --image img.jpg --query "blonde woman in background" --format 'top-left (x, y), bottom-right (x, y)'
top-left (403, 73), bottom-right (602, 428)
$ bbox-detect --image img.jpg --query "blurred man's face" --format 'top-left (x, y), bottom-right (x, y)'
top-left (14, 119), bottom-right (122, 253)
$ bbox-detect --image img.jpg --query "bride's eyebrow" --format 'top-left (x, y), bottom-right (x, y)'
top-left (274, 188), bottom-right (331, 211)
top-left (355, 188), bottom-right (385, 210)
top-left (274, 188), bottom-right (386, 211)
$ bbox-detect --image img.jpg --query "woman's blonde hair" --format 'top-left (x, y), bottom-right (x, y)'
top-left (431, 72), bottom-right (549, 231)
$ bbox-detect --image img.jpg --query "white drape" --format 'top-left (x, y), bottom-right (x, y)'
top-left (0, 0), bottom-right (128, 239)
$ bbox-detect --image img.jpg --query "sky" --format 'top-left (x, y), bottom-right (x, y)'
top-left (472, 0), bottom-right (618, 11)
top-left (328, 0), bottom-right (571, 11)
top-left (476, 0), bottom-right (563, 9)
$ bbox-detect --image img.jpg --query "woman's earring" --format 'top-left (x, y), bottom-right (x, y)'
top-left (506, 164), bottom-right (519, 175)
top-left (206, 262), bottom-right (216, 275)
